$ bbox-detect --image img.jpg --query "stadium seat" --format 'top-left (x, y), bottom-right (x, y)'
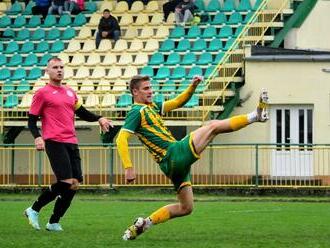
top-left (186, 26), bottom-right (201, 39)
top-left (6, 2), bottom-right (22, 15)
top-left (46, 28), bottom-right (61, 40)
top-left (41, 15), bottom-right (56, 28)
top-left (252, 0), bottom-right (262, 10)
top-left (205, 65), bottom-right (218, 78)
top-left (149, 52), bottom-right (164, 66)
top-left (121, 67), bottom-right (138, 80)
top-left (194, 0), bottom-right (205, 11)
top-left (236, 0), bottom-right (252, 12)
top-left (0, 2), bottom-right (6, 15)
top-left (140, 26), bottom-right (154, 39)
top-left (212, 12), bottom-right (227, 25)
top-left (181, 52), bottom-right (196, 65)
top-left (223, 38), bottom-right (236, 50)
top-left (112, 39), bottom-right (128, 53)
top-left (144, 1), bottom-right (159, 13)
top-left (3, 80), bottom-right (15, 93)
top-left (64, 67), bottom-right (74, 79)
top-left (12, 15), bottom-right (26, 28)
top-left (187, 66), bottom-right (203, 79)
top-left (0, 42), bottom-right (4, 54)
top-left (4, 41), bottom-right (19, 54)
top-left (218, 25), bottom-right (233, 38)
top-left (234, 25), bottom-right (244, 37)
top-left (227, 12), bottom-right (243, 25)
top-left (119, 13), bottom-right (133, 26)
top-left (82, 1), bottom-right (97, 13)
top-left (101, 94), bottom-right (116, 107)
top-left (18, 93), bottom-right (33, 108)
top-left (11, 68), bottom-right (26, 80)
top-left (87, 12), bottom-right (101, 27)
top-left (116, 94), bottom-right (132, 108)
top-left (16, 29), bottom-right (30, 41)
top-left (101, 53), bottom-right (117, 66)
top-left (61, 27), bottom-right (76, 40)
top-left (151, 80), bottom-right (160, 92)
top-left (57, 14), bottom-right (72, 27)
top-left (127, 39), bottom-right (143, 52)
top-left (197, 52), bottom-right (213, 65)
top-left (76, 26), bottom-right (92, 40)
top-left (129, 1), bottom-right (144, 14)
top-left (100, 1), bottom-right (114, 12)
top-left (155, 26), bottom-right (169, 39)
top-left (16, 80), bottom-right (31, 94)
top-left (184, 95), bottom-right (199, 107)
top-left (74, 67), bottom-right (89, 79)
top-left (143, 39), bottom-right (159, 52)
top-left (243, 12), bottom-right (255, 24)
top-left (81, 40), bottom-right (96, 53)
top-left (175, 39), bottom-right (191, 52)
top-left (2, 29), bottom-right (15, 40)
top-left (0, 54), bottom-right (6, 66)
top-left (161, 80), bottom-right (176, 93)
top-left (23, 1), bottom-right (35, 15)
top-left (66, 40), bottom-right (81, 53)
top-left (31, 28), bottom-right (45, 40)
top-left (0, 16), bottom-right (11, 28)
top-left (132, 53), bottom-right (148, 66)
top-left (213, 52), bottom-right (225, 65)
top-left (71, 54), bottom-right (85, 67)
top-left (205, 0), bottom-right (221, 12)
top-left (97, 80), bottom-right (111, 91)
top-left (38, 53), bottom-right (53, 66)
top-left (140, 66), bottom-right (154, 77)
top-left (177, 79), bottom-right (190, 92)
top-left (202, 26), bottom-right (217, 39)
top-left (159, 39), bottom-right (175, 53)
top-left (106, 67), bottom-right (122, 80)
top-left (86, 53), bottom-right (101, 66)
top-left (117, 53), bottom-right (133, 66)
top-left (84, 94), bottom-right (99, 108)
top-left (170, 66), bottom-right (186, 80)
top-left (191, 39), bottom-right (207, 52)
top-left (8, 54), bottom-right (23, 67)
top-left (26, 15), bottom-right (41, 28)
top-left (124, 26), bottom-right (138, 40)
top-left (50, 40), bottom-right (64, 53)
top-left (222, 0), bottom-right (235, 12)
top-left (207, 39), bottom-right (223, 52)
top-left (20, 41), bottom-right (34, 54)
top-left (3, 94), bottom-right (19, 108)
top-left (72, 13), bottom-right (87, 27)
top-left (27, 67), bottom-right (42, 80)
top-left (165, 52), bottom-right (180, 65)
top-left (153, 93), bottom-right (164, 102)
top-left (112, 81), bottom-right (127, 91)
top-left (96, 39), bottom-right (112, 53)
top-left (23, 54), bottom-right (38, 67)
top-left (150, 13), bottom-right (163, 26)
top-left (80, 80), bottom-right (94, 92)
top-left (113, 1), bottom-right (129, 14)
top-left (0, 68), bottom-right (10, 80)
top-left (169, 26), bottom-right (185, 39)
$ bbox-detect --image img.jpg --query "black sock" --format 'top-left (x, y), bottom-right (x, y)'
top-left (32, 181), bottom-right (72, 212)
top-left (49, 188), bottom-right (76, 224)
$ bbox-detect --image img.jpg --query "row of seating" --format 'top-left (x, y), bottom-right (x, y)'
top-left (0, 53), bottom-right (52, 67)
top-left (0, 40), bottom-right (65, 54)
top-left (195, 0), bottom-right (262, 13)
top-left (98, 1), bottom-right (159, 14)
top-left (0, 13), bottom-right (87, 29)
top-left (0, 67), bottom-right (42, 81)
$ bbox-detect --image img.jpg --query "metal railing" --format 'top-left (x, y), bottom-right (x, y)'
top-left (1, 143), bottom-right (329, 188)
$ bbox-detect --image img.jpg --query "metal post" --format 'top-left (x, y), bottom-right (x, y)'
top-left (209, 143), bottom-right (214, 184)
top-left (10, 144), bottom-right (15, 184)
top-left (108, 143), bottom-right (114, 189)
top-left (255, 144), bottom-right (259, 187)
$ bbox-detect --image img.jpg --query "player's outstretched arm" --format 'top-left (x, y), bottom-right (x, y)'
top-left (116, 129), bottom-right (136, 183)
top-left (163, 75), bottom-right (203, 113)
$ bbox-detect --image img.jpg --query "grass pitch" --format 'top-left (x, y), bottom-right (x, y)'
top-left (0, 191), bottom-right (330, 248)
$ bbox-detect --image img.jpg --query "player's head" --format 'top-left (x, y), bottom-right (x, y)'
top-left (103, 9), bottom-right (110, 18)
top-left (46, 57), bottom-right (64, 85)
top-left (129, 75), bottom-right (153, 104)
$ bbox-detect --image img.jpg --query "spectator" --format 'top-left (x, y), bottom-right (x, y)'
top-left (174, 0), bottom-right (195, 25)
top-left (32, 0), bottom-right (51, 19)
top-left (48, 0), bottom-right (65, 15)
top-left (64, 0), bottom-right (84, 15)
top-left (163, 0), bottom-right (182, 22)
top-left (95, 9), bottom-right (120, 48)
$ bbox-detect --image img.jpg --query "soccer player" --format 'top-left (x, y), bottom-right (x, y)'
top-left (24, 57), bottom-right (113, 231)
top-left (117, 75), bottom-right (269, 240)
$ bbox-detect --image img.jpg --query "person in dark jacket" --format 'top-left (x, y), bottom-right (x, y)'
top-left (174, 0), bottom-right (195, 25)
top-left (32, 0), bottom-right (51, 19)
top-left (163, 0), bottom-right (182, 22)
top-left (95, 9), bottom-right (121, 48)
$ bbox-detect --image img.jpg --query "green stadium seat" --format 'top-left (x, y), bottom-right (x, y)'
top-left (169, 26), bottom-right (185, 39)
top-left (11, 68), bottom-right (26, 80)
top-left (2, 29), bottom-right (15, 40)
top-left (175, 39), bottom-right (191, 52)
top-left (205, 0), bottom-right (221, 12)
top-left (194, 0), bottom-right (205, 11)
top-left (153, 93), bottom-right (164, 102)
top-left (243, 12), bottom-right (255, 24)
top-left (181, 52), bottom-right (196, 65)
top-left (227, 12), bottom-right (243, 25)
top-left (20, 41), bottom-right (35, 54)
top-left (31, 28), bottom-right (46, 40)
top-left (72, 13), bottom-right (87, 27)
top-left (38, 53), bottom-right (52, 66)
top-left (61, 27), bottom-right (76, 40)
top-left (236, 0), bottom-right (252, 12)
top-left (41, 15), bottom-right (56, 28)
top-left (187, 66), bottom-right (203, 79)
top-left (23, 54), bottom-right (38, 67)
top-left (207, 39), bottom-right (223, 52)
top-left (35, 41), bottom-right (49, 53)
top-left (177, 79), bottom-right (190, 92)
top-left (222, 0), bottom-right (235, 12)
top-left (46, 28), bottom-right (61, 40)
top-left (116, 94), bottom-right (132, 107)
top-left (82, 2), bottom-right (97, 14)
top-left (149, 52), bottom-right (164, 66)
top-left (8, 54), bottom-right (23, 67)
top-left (170, 66), bottom-right (185, 80)
top-left (26, 15), bottom-right (42, 28)
top-left (50, 40), bottom-right (64, 53)
top-left (164, 52), bottom-right (180, 65)
top-left (184, 95), bottom-right (198, 107)
top-left (213, 52), bottom-right (225, 65)
top-left (205, 65), bottom-right (218, 78)
top-left (159, 39), bottom-right (175, 53)
top-left (191, 39), bottom-right (207, 52)
top-left (223, 37), bottom-right (236, 50)
top-left (212, 12), bottom-right (227, 25)
top-left (154, 67), bottom-right (170, 80)
top-left (23, 1), bottom-right (35, 15)
top-left (4, 41), bottom-right (19, 54)
top-left (57, 14), bottom-right (72, 27)
top-left (186, 26), bottom-right (201, 39)
top-left (0, 68), bottom-right (11, 80)
top-left (0, 42), bottom-right (3, 53)
top-left (16, 28), bottom-right (30, 41)
top-left (26, 67), bottom-right (42, 80)
top-left (197, 52), bottom-right (213, 65)
top-left (140, 66), bottom-right (154, 77)
top-left (0, 54), bottom-right (6, 66)
top-left (202, 26), bottom-right (217, 39)
top-left (161, 80), bottom-right (176, 93)
top-left (6, 2), bottom-right (22, 15)
top-left (252, 0), bottom-right (262, 11)
top-left (234, 25), bottom-right (244, 37)
top-left (218, 25), bottom-right (233, 38)
top-left (0, 16), bottom-right (11, 28)
top-left (12, 15), bottom-right (26, 28)
top-left (16, 80), bottom-right (31, 94)
top-left (3, 80), bottom-right (15, 93)
top-left (3, 94), bottom-right (19, 108)
top-left (150, 79), bottom-right (160, 91)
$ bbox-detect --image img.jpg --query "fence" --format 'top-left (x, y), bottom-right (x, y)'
top-left (1, 143), bottom-right (330, 188)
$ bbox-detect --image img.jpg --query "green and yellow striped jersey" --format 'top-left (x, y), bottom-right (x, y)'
top-left (122, 102), bottom-right (176, 163)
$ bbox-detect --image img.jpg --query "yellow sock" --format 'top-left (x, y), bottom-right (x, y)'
top-left (149, 206), bottom-right (171, 225)
top-left (229, 115), bottom-right (249, 131)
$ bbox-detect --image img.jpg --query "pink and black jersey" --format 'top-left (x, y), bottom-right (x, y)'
top-left (29, 83), bottom-right (79, 144)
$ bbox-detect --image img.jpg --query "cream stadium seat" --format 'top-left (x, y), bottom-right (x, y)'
top-left (140, 26), bottom-right (154, 39)
top-left (64, 67), bottom-right (74, 79)
top-left (119, 13), bottom-right (133, 26)
top-left (90, 67), bottom-right (106, 80)
top-left (32, 81), bottom-right (46, 91)
top-left (129, 1), bottom-right (144, 14)
top-left (117, 53), bottom-right (133, 66)
top-left (166, 12), bottom-right (175, 25)
top-left (106, 67), bottom-right (122, 80)
top-left (18, 93), bottom-right (33, 108)
top-left (127, 39), bottom-right (143, 53)
top-left (76, 26), bottom-right (92, 40)
top-left (155, 26), bottom-right (170, 39)
top-left (100, 1), bottom-right (114, 12)
top-left (57, 53), bottom-right (70, 65)
top-left (101, 94), bottom-right (116, 107)
top-left (66, 40), bottom-right (81, 53)
top-left (132, 53), bottom-right (148, 66)
top-left (80, 80), bottom-right (94, 92)
top-left (97, 80), bottom-right (112, 91)
top-left (133, 13), bottom-right (149, 26)
top-left (143, 39), bottom-right (159, 52)
top-left (121, 67), bottom-right (138, 80)
top-left (144, 1), bottom-right (159, 13)
top-left (71, 54), bottom-right (85, 67)
top-left (81, 40), bottom-right (96, 53)
top-left (84, 94), bottom-right (100, 108)
top-left (112, 39), bottom-right (128, 53)
top-left (112, 80), bottom-right (127, 92)
top-left (0, 2), bottom-right (8, 15)
top-left (112, 1), bottom-right (128, 14)
top-left (74, 66), bottom-right (90, 79)
top-left (87, 12), bottom-right (101, 27)
top-left (101, 52), bottom-right (117, 66)
top-left (96, 39), bottom-right (112, 53)
top-left (65, 81), bottom-right (78, 91)
top-left (124, 26), bottom-right (138, 40)
top-left (86, 53), bottom-right (101, 66)
top-left (150, 13), bottom-right (163, 26)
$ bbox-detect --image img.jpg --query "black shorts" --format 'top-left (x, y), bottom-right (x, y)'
top-left (45, 140), bottom-right (83, 182)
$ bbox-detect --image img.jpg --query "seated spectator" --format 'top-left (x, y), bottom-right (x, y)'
top-left (163, 0), bottom-right (182, 22)
top-left (95, 9), bottom-right (121, 48)
top-left (32, 0), bottom-right (51, 19)
top-left (64, 0), bottom-right (84, 15)
top-left (174, 0), bottom-right (195, 25)
top-left (48, 0), bottom-right (65, 15)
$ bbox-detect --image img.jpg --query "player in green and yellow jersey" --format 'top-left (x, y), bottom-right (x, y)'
top-left (117, 74), bottom-right (269, 240)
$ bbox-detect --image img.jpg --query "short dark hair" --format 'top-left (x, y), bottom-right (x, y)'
top-left (103, 9), bottom-right (110, 13)
top-left (129, 75), bottom-right (150, 94)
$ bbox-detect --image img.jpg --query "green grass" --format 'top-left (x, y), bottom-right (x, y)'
top-left (1, 193), bottom-right (330, 248)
